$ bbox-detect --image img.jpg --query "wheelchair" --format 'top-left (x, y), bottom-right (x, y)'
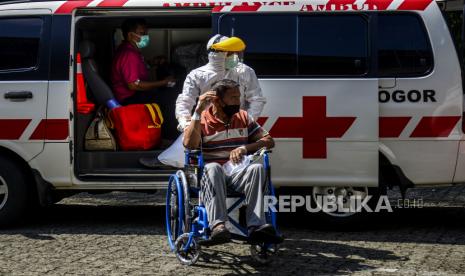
top-left (165, 148), bottom-right (280, 265)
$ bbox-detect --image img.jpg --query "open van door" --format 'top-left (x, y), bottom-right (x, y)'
top-left (216, 12), bottom-right (379, 189)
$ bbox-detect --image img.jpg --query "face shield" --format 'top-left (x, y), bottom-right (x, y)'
top-left (211, 37), bottom-right (246, 70)
top-left (225, 52), bottom-right (244, 70)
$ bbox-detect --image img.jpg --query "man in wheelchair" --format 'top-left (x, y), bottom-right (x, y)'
top-left (183, 79), bottom-right (282, 245)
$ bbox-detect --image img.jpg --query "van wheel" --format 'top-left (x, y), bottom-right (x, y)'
top-left (311, 186), bottom-right (385, 225)
top-left (0, 156), bottom-right (29, 227)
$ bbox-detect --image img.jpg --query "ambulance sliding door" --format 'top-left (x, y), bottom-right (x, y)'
top-left (216, 13), bottom-right (379, 187)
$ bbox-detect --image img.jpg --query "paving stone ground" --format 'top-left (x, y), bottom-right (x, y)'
top-left (1, 185), bottom-right (465, 275)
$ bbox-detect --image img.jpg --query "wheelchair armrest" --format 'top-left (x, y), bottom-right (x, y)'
top-left (253, 147), bottom-right (273, 157)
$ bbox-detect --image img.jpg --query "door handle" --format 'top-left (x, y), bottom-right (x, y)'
top-left (4, 91), bottom-right (33, 101)
top-left (379, 78), bottom-right (397, 89)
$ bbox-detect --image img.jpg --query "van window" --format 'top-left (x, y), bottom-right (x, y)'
top-left (0, 18), bottom-right (43, 71)
top-left (298, 15), bottom-right (368, 76)
top-left (377, 14), bottom-right (433, 77)
top-left (219, 14), bottom-right (297, 76)
top-left (219, 14), bottom-right (368, 77)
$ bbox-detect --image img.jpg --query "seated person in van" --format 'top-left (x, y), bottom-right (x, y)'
top-left (111, 18), bottom-right (175, 106)
top-left (183, 79), bottom-right (282, 244)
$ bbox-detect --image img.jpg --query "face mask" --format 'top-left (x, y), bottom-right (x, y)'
top-left (135, 35), bottom-right (150, 49)
top-left (222, 104), bottom-right (240, 118)
top-left (225, 54), bottom-right (239, 70)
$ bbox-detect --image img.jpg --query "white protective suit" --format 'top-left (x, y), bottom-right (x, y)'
top-left (175, 35), bottom-right (266, 130)
top-left (159, 35), bottom-right (266, 168)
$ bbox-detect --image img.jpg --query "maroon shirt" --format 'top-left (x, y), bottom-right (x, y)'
top-left (111, 41), bottom-right (149, 102)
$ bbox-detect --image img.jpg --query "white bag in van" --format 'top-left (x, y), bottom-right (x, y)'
top-left (158, 134), bottom-right (185, 168)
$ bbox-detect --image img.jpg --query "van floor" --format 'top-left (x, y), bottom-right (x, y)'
top-left (77, 150), bottom-right (178, 181)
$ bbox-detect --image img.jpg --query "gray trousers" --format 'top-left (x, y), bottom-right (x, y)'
top-left (200, 162), bottom-right (267, 230)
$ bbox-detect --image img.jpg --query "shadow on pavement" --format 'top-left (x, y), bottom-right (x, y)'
top-left (193, 238), bottom-right (403, 275)
top-left (0, 203), bottom-right (462, 244)
top-left (1, 203), bottom-right (464, 274)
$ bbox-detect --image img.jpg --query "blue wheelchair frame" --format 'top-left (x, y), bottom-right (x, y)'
top-left (166, 149), bottom-right (279, 255)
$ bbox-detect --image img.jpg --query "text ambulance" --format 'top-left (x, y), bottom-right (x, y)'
top-left (0, 0), bottom-right (462, 224)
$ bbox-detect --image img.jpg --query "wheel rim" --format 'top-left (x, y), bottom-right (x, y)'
top-left (0, 176), bottom-right (9, 210)
top-left (166, 177), bottom-right (181, 250)
top-left (312, 186), bottom-right (369, 218)
top-left (175, 233), bottom-right (200, 266)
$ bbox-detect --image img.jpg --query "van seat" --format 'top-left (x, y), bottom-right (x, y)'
top-left (79, 41), bottom-right (115, 105)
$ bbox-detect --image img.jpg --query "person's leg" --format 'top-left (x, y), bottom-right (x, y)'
top-left (230, 163), bottom-right (267, 228)
top-left (201, 162), bottom-right (228, 229)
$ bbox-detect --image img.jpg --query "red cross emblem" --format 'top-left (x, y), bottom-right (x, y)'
top-left (264, 96), bottom-right (356, 159)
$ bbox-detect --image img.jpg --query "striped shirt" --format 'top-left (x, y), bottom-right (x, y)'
top-left (200, 106), bottom-right (268, 164)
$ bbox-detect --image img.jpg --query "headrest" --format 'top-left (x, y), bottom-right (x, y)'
top-left (79, 41), bottom-right (96, 59)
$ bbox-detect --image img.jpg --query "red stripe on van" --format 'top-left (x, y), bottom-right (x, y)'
top-left (364, 0), bottom-right (394, 10)
top-left (379, 117), bottom-right (411, 138)
top-left (212, 6), bottom-right (225, 12)
top-left (231, 4), bottom-right (261, 11)
top-left (97, 0), bottom-right (129, 7)
top-left (30, 119), bottom-right (69, 140)
top-left (55, 0), bottom-right (93, 14)
top-left (0, 119), bottom-right (31, 140)
top-left (397, 0), bottom-right (433, 10)
top-left (410, 116), bottom-right (461, 138)
top-left (257, 117), bottom-right (268, 126)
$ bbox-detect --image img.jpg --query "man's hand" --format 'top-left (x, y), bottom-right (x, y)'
top-left (230, 146), bottom-right (247, 164)
top-left (195, 91), bottom-right (217, 114)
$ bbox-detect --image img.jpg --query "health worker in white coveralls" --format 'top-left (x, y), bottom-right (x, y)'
top-left (176, 34), bottom-right (266, 130)
top-left (153, 35), bottom-right (267, 168)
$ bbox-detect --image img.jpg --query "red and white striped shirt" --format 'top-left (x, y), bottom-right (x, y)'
top-left (200, 106), bottom-right (268, 164)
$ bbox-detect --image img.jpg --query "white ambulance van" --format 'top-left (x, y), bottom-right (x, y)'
top-left (0, 0), bottom-right (463, 224)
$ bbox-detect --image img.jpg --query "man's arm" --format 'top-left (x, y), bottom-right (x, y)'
top-left (127, 78), bottom-right (173, 91)
top-left (229, 116), bottom-right (274, 164)
top-left (244, 134), bottom-right (274, 153)
top-left (183, 91), bottom-right (218, 149)
top-left (183, 119), bottom-right (202, 150)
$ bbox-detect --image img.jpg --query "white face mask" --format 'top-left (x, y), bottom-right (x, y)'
top-left (207, 51), bottom-right (227, 71)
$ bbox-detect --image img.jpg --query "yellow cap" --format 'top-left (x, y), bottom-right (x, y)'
top-left (211, 37), bottom-right (246, 52)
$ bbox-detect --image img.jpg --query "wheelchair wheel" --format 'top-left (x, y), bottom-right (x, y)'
top-left (175, 233), bottom-right (200, 266)
top-left (166, 174), bottom-right (184, 251)
top-left (176, 170), bottom-right (191, 233)
top-left (250, 243), bottom-right (278, 264)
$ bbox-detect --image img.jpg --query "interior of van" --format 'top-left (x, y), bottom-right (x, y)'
top-left (73, 10), bottom-right (212, 181)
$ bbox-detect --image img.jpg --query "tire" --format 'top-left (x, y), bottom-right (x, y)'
top-left (166, 174), bottom-right (185, 251)
top-left (0, 156), bottom-right (30, 227)
top-left (310, 186), bottom-right (387, 228)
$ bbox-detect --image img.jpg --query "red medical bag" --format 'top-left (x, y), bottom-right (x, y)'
top-left (109, 103), bottom-right (163, 151)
